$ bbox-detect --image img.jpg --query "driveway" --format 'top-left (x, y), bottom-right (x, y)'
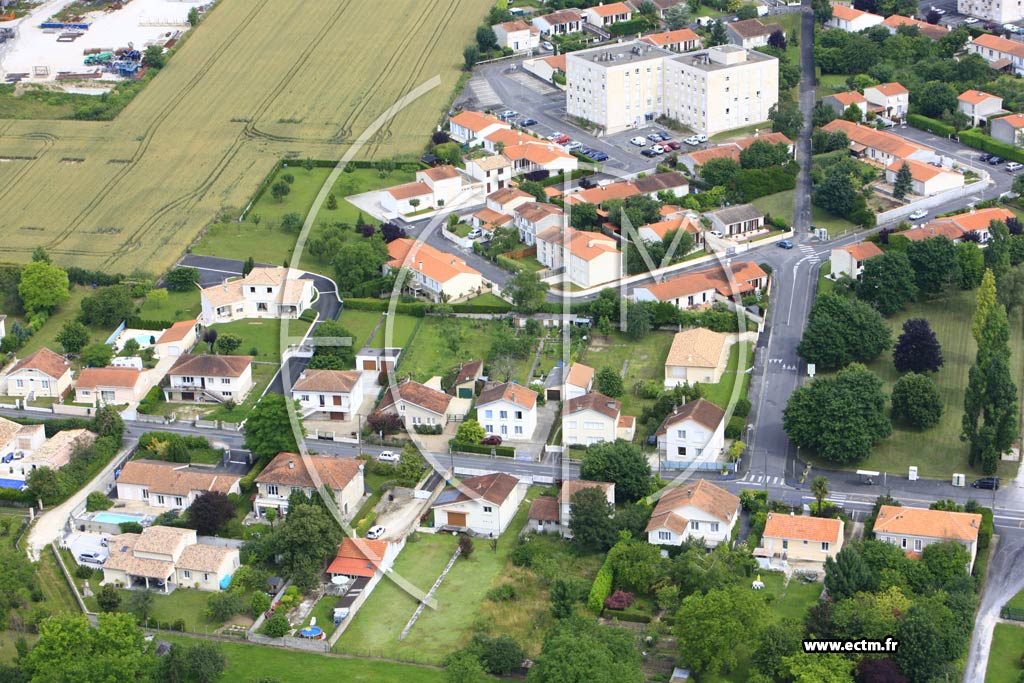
top-left (963, 528), bottom-right (1024, 682)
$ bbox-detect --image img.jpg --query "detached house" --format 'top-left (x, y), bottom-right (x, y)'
top-left (384, 238), bottom-right (483, 302)
top-left (535, 226), bottom-right (622, 289)
top-left (532, 9), bottom-right (583, 35)
top-left (75, 367), bottom-right (147, 405)
top-left (706, 204), bottom-right (765, 237)
top-left (916, 206), bottom-right (1015, 244)
top-left (646, 478), bottom-right (740, 548)
top-left (102, 526), bottom-right (239, 592)
top-left (432, 472), bottom-right (525, 535)
top-left (757, 513), bottom-right (845, 572)
top-left (4, 348), bottom-right (72, 399)
top-left (822, 91), bottom-right (868, 121)
top-left (543, 361), bottom-right (595, 401)
top-left (448, 110), bottom-right (511, 145)
top-left (116, 459), bottom-right (241, 510)
top-left (452, 360), bottom-right (484, 399)
top-left (656, 398), bottom-right (727, 462)
top-left (492, 19), bottom-right (540, 53)
top-left (477, 382), bottom-right (538, 440)
top-left (634, 171), bottom-right (690, 198)
top-left (483, 129), bottom-right (579, 176)
top-left (378, 378), bottom-right (453, 429)
top-left (582, 2), bottom-right (632, 26)
top-left (969, 33), bottom-right (1024, 75)
top-left (884, 159), bottom-right (964, 197)
top-left (292, 369), bottom-right (364, 421)
top-left (254, 453), bottom-right (365, 520)
top-left (830, 241), bottom-right (883, 280)
top-left (514, 202), bottom-right (564, 246)
top-left (640, 28), bottom-right (702, 52)
top-left (563, 392), bottom-right (635, 445)
top-left (633, 261), bottom-right (768, 310)
top-left (153, 320), bottom-right (198, 359)
top-left (638, 213), bottom-right (703, 249)
top-left (864, 82), bottom-right (909, 121)
top-left (381, 166), bottom-right (463, 215)
top-left (826, 4), bottom-right (884, 31)
top-left (725, 18), bottom-right (783, 49)
top-left (991, 112), bottom-right (1024, 146)
top-left (873, 505), bottom-right (982, 572)
top-left (163, 354), bottom-right (254, 404)
top-left (2, 425), bottom-right (94, 485)
top-left (958, 90), bottom-right (1004, 128)
top-left (664, 327), bottom-right (732, 387)
top-left (327, 538), bottom-right (399, 581)
top-left (882, 14), bottom-right (949, 39)
top-left (465, 154), bottom-right (512, 195)
top-left (199, 267), bottom-right (314, 325)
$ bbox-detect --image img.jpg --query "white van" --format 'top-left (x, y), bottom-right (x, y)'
top-left (630, 136), bottom-right (647, 147)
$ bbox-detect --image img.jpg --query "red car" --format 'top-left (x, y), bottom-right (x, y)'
top-left (480, 435), bottom-right (503, 446)
top-left (666, 141), bottom-right (681, 150)
top-left (553, 134), bottom-right (570, 144)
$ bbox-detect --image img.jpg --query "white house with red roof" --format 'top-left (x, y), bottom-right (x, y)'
top-left (991, 112), bottom-right (1024, 146)
top-left (448, 110), bottom-right (511, 145)
top-left (864, 82), bottom-right (909, 121)
top-left (830, 241), bottom-right (883, 281)
top-left (432, 472), bottom-right (526, 535)
top-left (153, 320), bottom-right (198, 359)
top-left (646, 478), bottom-right (739, 547)
top-left (477, 382), bottom-right (538, 440)
top-left (563, 392), bottom-right (635, 445)
top-left (884, 159), bottom-right (964, 197)
top-left (919, 206), bottom-right (1015, 244)
top-left (380, 166), bottom-right (464, 216)
top-left (822, 91), bottom-right (868, 120)
top-left (514, 202), bottom-right (564, 246)
top-left (535, 226), bottom-right (622, 288)
top-left (581, 1), bottom-right (632, 26)
top-left (958, 90), bottom-right (1004, 128)
top-left (969, 33), bottom-right (1024, 75)
top-left (383, 238), bottom-right (483, 302)
top-left (492, 19), bottom-right (540, 53)
top-left (825, 3), bottom-right (884, 31)
top-left (327, 538), bottom-right (399, 581)
top-left (640, 28), bottom-right (702, 52)
top-left (532, 9), bottom-right (583, 35)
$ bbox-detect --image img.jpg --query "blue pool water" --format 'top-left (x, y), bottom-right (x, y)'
top-left (93, 512), bottom-right (143, 525)
top-left (133, 334), bottom-right (157, 346)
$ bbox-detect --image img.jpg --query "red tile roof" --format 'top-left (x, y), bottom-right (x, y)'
top-left (327, 538), bottom-right (390, 577)
top-left (9, 348), bottom-right (70, 379)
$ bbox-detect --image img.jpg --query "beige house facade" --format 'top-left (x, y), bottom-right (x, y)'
top-left (253, 453), bottom-right (365, 521)
top-left (4, 348), bottom-right (72, 399)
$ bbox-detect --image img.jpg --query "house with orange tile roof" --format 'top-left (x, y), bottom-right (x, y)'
top-left (448, 110), bottom-right (511, 145)
top-left (882, 14), bottom-right (949, 39)
top-left (640, 28), bottom-right (702, 52)
top-left (563, 392), bottom-right (635, 445)
top-left (647, 478), bottom-right (739, 547)
top-left (523, 53), bottom-right (568, 83)
top-left (452, 360), bottom-right (484, 399)
top-left (820, 119), bottom-right (934, 167)
top-left (470, 207), bottom-right (514, 234)
top-left (153, 319), bottom-right (198, 359)
top-left (481, 128), bottom-right (579, 175)
top-left (199, 266), bottom-right (315, 325)
top-left (381, 166), bottom-right (464, 216)
top-left (327, 537), bottom-right (399, 580)
top-left (896, 221), bottom-right (967, 243)
top-left (378, 378), bottom-right (455, 430)
top-left (637, 213), bottom-right (703, 249)
top-left (543, 361), bottom-right (595, 401)
top-left (922, 206), bottom-right (1015, 244)
top-left (563, 180), bottom-right (640, 206)
top-left (958, 90), bottom-right (1004, 128)
top-left (291, 369), bottom-right (364, 421)
top-left (826, 3), bottom-right (884, 31)
top-left (822, 90), bottom-right (868, 121)
top-left (432, 472), bottom-right (526, 535)
top-left (383, 238), bottom-right (483, 302)
top-left (492, 19), bottom-right (540, 53)
top-left (756, 513), bottom-right (845, 571)
top-left (75, 366), bottom-right (148, 405)
top-left (655, 398), bottom-right (726, 463)
top-left (532, 8), bottom-right (583, 35)
top-left (116, 459), bottom-right (241, 511)
top-left (485, 186), bottom-right (535, 216)
top-left (884, 159), bottom-right (964, 197)
top-left (664, 327), bottom-right (732, 386)
top-left (633, 261), bottom-right (768, 309)
top-left (679, 131), bottom-right (792, 173)
top-left (873, 505), bottom-right (982, 571)
top-left (582, 1), bottom-right (632, 26)
top-left (514, 201), bottom-right (564, 245)
top-left (991, 112), bottom-right (1024, 145)
top-left (477, 382), bottom-right (538, 441)
top-left (864, 82), bottom-right (909, 121)
top-left (830, 241), bottom-right (883, 280)
top-left (969, 33), bottom-right (1024, 74)
top-left (464, 154), bottom-right (512, 195)
top-left (164, 354), bottom-right (254, 405)
top-left (4, 347), bottom-right (72, 399)
top-left (535, 226), bottom-right (623, 288)
top-left (254, 453), bottom-right (365, 520)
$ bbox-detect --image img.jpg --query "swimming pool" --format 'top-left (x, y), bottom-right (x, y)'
top-left (133, 334), bottom-right (157, 346)
top-left (92, 512), bottom-right (144, 525)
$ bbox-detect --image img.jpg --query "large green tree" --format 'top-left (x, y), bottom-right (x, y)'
top-left (781, 652), bottom-right (855, 683)
top-left (892, 162), bottom-right (912, 201)
top-left (955, 241), bottom-right (985, 290)
top-left (857, 251), bottom-right (917, 315)
top-left (783, 363), bottom-right (891, 464)
top-left (607, 534), bottom-right (666, 593)
top-left (306, 320), bottom-right (356, 370)
top-left (333, 237), bottom-right (389, 294)
top-left (823, 545), bottom-right (875, 601)
top-left (18, 260), bottom-right (70, 316)
top-left (568, 487), bottom-right (617, 551)
top-left (895, 599), bottom-right (964, 683)
top-left (580, 440), bottom-right (651, 503)
top-left (505, 269), bottom-right (548, 314)
top-left (797, 294), bottom-right (892, 371)
top-left (56, 320), bottom-right (90, 354)
top-left (752, 619), bottom-right (803, 680)
top-left (985, 220), bottom-right (1011, 280)
top-left (257, 503), bottom-right (342, 590)
top-left (159, 641), bottom-right (227, 683)
top-left (890, 372), bottom-right (943, 429)
top-left (243, 393), bottom-right (301, 462)
top-left (80, 286), bottom-right (134, 327)
top-left (814, 165), bottom-right (858, 216)
top-left (675, 588), bottom-right (767, 675)
top-left (892, 318), bottom-right (943, 374)
top-left (528, 617), bottom-right (643, 683)
top-left (906, 236), bottom-right (957, 295)
top-left (23, 613), bottom-right (155, 682)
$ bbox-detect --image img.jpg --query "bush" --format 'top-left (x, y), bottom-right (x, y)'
top-left (298, 308), bottom-right (317, 323)
top-left (604, 590), bottom-right (635, 610)
top-left (486, 584), bottom-right (518, 602)
top-left (75, 565), bottom-right (95, 580)
top-left (587, 557), bottom-right (614, 613)
top-left (263, 614), bottom-right (290, 638)
top-left (978, 507), bottom-right (994, 550)
top-left (510, 539), bottom-right (537, 567)
top-left (958, 128), bottom-right (1024, 165)
top-left (907, 113), bottom-right (955, 137)
top-left (612, 609), bottom-right (652, 624)
top-left (733, 397), bottom-right (751, 418)
top-left (136, 386), bottom-right (165, 415)
top-left (725, 415), bottom-right (745, 439)
top-left (86, 491), bottom-right (113, 512)
top-left (449, 440), bottom-right (516, 457)
top-left (355, 511), bottom-right (378, 537)
top-left (120, 522), bottom-right (144, 534)
top-left (413, 424), bottom-right (443, 435)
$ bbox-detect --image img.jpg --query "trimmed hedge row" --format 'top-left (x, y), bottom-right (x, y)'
top-left (449, 440), bottom-right (516, 457)
top-left (907, 114), bottom-right (955, 138)
top-left (958, 128), bottom-right (1024, 164)
top-left (587, 556), bottom-right (614, 613)
top-left (126, 316), bottom-right (174, 331)
top-left (607, 609), bottom-right (652, 624)
top-left (341, 299), bottom-right (429, 317)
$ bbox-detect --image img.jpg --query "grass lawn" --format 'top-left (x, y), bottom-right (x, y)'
top-left (987, 623), bottom-right (1024, 682)
top-left (462, 292), bottom-right (510, 308)
top-left (710, 122), bottom-right (769, 142)
top-left (301, 595), bottom-right (339, 640)
top-left (808, 288), bottom-right (1024, 479)
top-left (352, 471), bottom-right (392, 526)
top-left (37, 547), bottom-right (80, 616)
top-left (1008, 587), bottom-right (1024, 611)
top-left (398, 318), bottom-right (521, 383)
top-left (337, 310), bottom-right (384, 350)
top-left (161, 634), bottom-right (453, 682)
top-left (18, 286), bottom-right (111, 355)
top-left (450, 222), bottom-right (473, 238)
top-left (752, 189), bottom-right (857, 237)
top-left (508, 256), bottom-right (544, 274)
top-left (817, 261), bottom-right (834, 298)
top-left (478, 530), bottom-right (604, 657)
top-left (370, 314), bottom-right (420, 349)
top-left (202, 363), bottom-right (277, 422)
top-left (701, 342), bottom-right (753, 410)
top-left (77, 575), bottom-right (223, 634)
top-left (208, 319), bottom-right (309, 362)
top-left (582, 330), bottom-right (675, 420)
top-left (771, 13), bottom-right (802, 65)
top-left (816, 72), bottom-right (851, 101)
top-left (0, 632), bottom-right (37, 664)
top-left (140, 289), bottom-right (201, 322)
top-left (333, 533), bottom-right (460, 661)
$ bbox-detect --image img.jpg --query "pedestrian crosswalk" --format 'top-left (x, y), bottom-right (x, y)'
top-left (738, 472), bottom-right (785, 485)
top-left (798, 245), bottom-right (820, 263)
top-left (768, 358), bottom-right (800, 371)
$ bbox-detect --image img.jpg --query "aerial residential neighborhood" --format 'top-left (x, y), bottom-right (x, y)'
top-left (2, 0), bottom-right (1024, 681)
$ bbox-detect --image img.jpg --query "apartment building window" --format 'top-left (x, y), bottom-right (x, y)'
top-left (221, 378), bottom-right (230, 384)
top-left (267, 484), bottom-right (279, 496)
top-left (514, 426), bottom-right (523, 435)
top-left (485, 424), bottom-right (494, 433)
top-left (658, 531), bottom-right (671, 541)
top-left (499, 410), bottom-right (508, 419)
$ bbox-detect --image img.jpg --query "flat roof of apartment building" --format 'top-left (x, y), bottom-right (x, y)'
top-left (669, 44), bottom-right (776, 72)
top-left (568, 40), bottom-right (673, 66)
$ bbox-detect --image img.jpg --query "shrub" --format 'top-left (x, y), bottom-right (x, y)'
top-left (298, 308), bottom-right (317, 323)
top-left (725, 415), bottom-right (745, 439)
top-left (86, 491), bottom-right (113, 512)
top-left (486, 584), bottom-right (518, 602)
top-left (978, 507), bottom-right (994, 550)
top-left (119, 522), bottom-right (143, 534)
top-left (612, 609), bottom-right (652, 623)
top-left (263, 614), bottom-right (290, 637)
top-left (604, 590), bottom-right (635, 610)
top-left (907, 113), bottom-right (955, 137)
top-left (587, 557), bottom-right (614, 613)
top-left (510, 539), bottom-right (537, 567)
top-left (958, 128), bottom-right (1024, 164)
top-left (733, 397), bottom-right (752, 418)
top-left (75, 564), bottom-right (95, 580)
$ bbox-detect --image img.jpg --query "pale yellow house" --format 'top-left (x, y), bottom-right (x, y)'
top-left (873, 505), bottom-right (983, 572)
top-left (664, 328), bottom-right (731, 388)
top-left (756, 513), bottom-right (844, 572)
top-left (102, 526), bottom-right (239, 592)
top-left (253, 453), bottom-right (365, 521)
top-left (4, 348), bottom-right (72, 399)
top-left (154, 320), bottom-right (198, 359)
top-left (75, 367), bottom-right (147, 405)
top-left (377, 378), bottom-right (454, 430)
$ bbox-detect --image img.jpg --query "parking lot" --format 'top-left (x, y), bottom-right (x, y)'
top-left (66, 530), bottom-right (109, 567)
top-left (468, 59), bottom-right (722, 176)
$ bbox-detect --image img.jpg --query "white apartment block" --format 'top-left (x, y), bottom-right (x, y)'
top-left (959, 0), bottom-right (1024, 24)
top-left (567, 41), bottom-right (778, 136)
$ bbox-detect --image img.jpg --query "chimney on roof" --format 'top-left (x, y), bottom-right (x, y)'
top-left (288, 459), bottom-right (294, 469)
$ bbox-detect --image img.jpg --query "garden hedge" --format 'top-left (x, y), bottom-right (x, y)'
top-left (449, 440), bottom-right (516, 457)
top-left (587, 557), bottom-right (614, 613)
top-left (907, 114), bottom-right (955, 138)
top-left (958, 128), bottom-right (1024, 164)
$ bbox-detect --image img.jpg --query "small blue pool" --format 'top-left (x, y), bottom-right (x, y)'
top-left (92, 512), bottom-right (144, 525)
top-left (299, 626), bottom-right (323, 639)
top-left (133, 334), bottom-right (157, 346)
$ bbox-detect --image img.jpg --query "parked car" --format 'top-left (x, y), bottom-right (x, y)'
top-left (641, 148), bottom-right (659, 157)
top-left (909, 209), bottom-right (928, 220)
top-left (519, 118), bottom-right (538, 126)
top-left (499, 110), bottom-right (518, 120)
top-left (651, 144), bottom-right (665, 154)
top-left (985, 21), bottom-right (999, 30)
top-left (656, 131), bottom-right (672, 141)
top-left (930, 6), bottom-right (946, 14)
top-left (366, 525), bottom-right (386, 540)
top-left (963, 16), bottom-right (979, 23)
top-left (709, 229), bottom-right (724, 238)
top-left (979, 152), bottom-right (993, 162)
top-left (542, 41), bottom-right (554, 51)
top-left (100, 537), bottom-right (108, 548)
top-left (546, 132), bottom-right (565, 141)
top-left (683, 136), bottom-right (700, 145)
top-left (565, 141), bottom-right (583, 151)
top-left (971, 476), bottom-right (1000, 490)
top-left (647, 133), bottom-right (663, 142)
top-left (989, 156), bottom-right (1006, 165)
top-left (377, 450), bottom-right (400, 463)
top-left (1008, 162), bottom-right (1023, 172)
top-left (78, 552), bottom-right (105, 565)
top-left (466, 228), bottom-right (482, 240)
top-left (777, 239), bottom-right (794, 249)
top-left (553, 134), bottom-right (570, 144)
top-left (696, 134), bottom-right (708, 143)
top-left (590, 150), bottom-right (609, 161)
top-left (630, 136), bottom-right (648, 146)
top-left (481, 435), bottom-right (503, 445)
top-left (666, 141), bottom-right (681, 150)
